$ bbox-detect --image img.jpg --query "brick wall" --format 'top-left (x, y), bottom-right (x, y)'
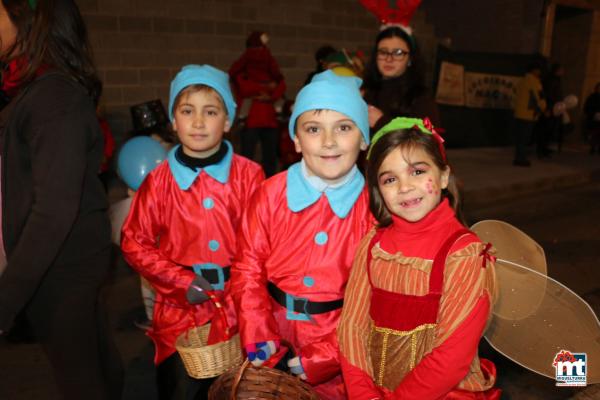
top-left (78, 0), bottom-right (390, 141)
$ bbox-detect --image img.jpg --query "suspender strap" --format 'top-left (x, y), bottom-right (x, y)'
top-left (429, 228), bottom-right (473, 295)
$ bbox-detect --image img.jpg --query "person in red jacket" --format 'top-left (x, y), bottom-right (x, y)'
top-left (229, 31), bottom-right (286, 177)
top-left (121, 64), bottom-right (264, 400)
top-left (231, 70), bottom-right (372, 399)
top-left (338, 117), bottom-right (500, 400)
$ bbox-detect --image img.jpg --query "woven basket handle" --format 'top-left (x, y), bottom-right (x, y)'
top-left (229, 339), bottom-right (297, 400)
top-left (207, 291), bottom-right (233, 339)
top-left (186, 290), bottom-right (232, 343)
top-left (230, 358), bottom-right (251, 400)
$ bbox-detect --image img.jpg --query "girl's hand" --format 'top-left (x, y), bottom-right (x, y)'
top-left (287, 356), bottom-right (307, 380)
top-left (368, 105), bottom-right (383, 128)
top-left (245, 340), bottom-right (279, 366)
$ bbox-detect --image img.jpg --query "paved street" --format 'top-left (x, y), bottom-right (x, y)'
top-left (466, 180), bottom-right (600, 400)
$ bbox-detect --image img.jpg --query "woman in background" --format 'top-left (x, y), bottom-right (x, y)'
top-left (0, 1), bottom-right (123, 399)
top-left (362, 26), bottom-right (440, 136)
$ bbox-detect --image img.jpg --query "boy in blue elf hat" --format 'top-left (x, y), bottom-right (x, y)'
top-left (121, 64), bottom-right (265, 399)
top-left (231, 70), bottom-right (373, 400)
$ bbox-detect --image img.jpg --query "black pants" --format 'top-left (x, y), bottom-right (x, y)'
top-left (513, 118), bottom-right (535, 163)
top-left (240, 127), bottom-right (278, 177)
top-left (25, 247), bottom-right (123, 400)
top-left (157, 352), bottom-right (216, 400)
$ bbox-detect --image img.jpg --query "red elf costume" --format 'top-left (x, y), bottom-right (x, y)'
top-left (231, 71), bottom-right (372, 399)
top-left (228, 31), bottom-right (286, 130)
top-left (121, 65), bottom-right (265, 365)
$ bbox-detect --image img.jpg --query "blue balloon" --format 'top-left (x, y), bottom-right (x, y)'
top-left (117, 136), bottom-right (168, 190)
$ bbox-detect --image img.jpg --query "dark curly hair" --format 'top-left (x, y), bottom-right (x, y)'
top-left (1, 0), bottom-right (101, 103)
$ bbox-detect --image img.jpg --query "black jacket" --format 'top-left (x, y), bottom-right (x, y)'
top-left (0, 72), bottom-right (111, 330)
top-left (363, 75), bottom-right (441, 136)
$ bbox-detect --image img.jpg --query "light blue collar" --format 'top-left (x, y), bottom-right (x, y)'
top-left (286, 160), bottom-right (364, 219)
top-left (167, 141), bottom-right (233, 190)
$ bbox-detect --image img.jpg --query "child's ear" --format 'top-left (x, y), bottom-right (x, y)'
top-left (224, 119), bottom-right (231, 133)
top-left (360, 139), bottom-right (368, 151)
top-left (293, 134), bottom-right (302, 153)
top-left (441, 166), bottom-right (450, 189)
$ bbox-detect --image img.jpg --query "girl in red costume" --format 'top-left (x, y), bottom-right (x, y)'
top-left (229, 31), bottom-right (286, 177)
top-left (231, 70), bottom-right (372, 399)
top-left (121, 65), bottom-right (264, 399)
top-left (338, 117), bottom-right (500, 400)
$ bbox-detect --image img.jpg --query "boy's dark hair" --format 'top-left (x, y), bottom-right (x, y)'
top-left (1, 0), bottom-right (102, 103)
top-left (362, 26), bottom-right (426, 104)
top-left (366, 127), bottom-right (463, 227)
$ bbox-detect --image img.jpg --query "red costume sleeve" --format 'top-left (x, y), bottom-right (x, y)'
top-left (269, 77), bottom-right (286, 101)
top-left (233, 74), bottom-right (266, 99)
top-left (386, 295), bottom-right (491, 400)
top-left (231, 186), bottom-right (280, 346)
top-left (341, 354), bottom-right (384, 400)
top-left (299, 330), bottom-right (342, 384)
top-left (121, 173), bottom-right (196, 306)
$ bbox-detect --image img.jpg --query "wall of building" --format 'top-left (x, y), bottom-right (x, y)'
top-left (582, 11), bottom-right (600, 102)
top-left (76, 0), bottom-right (600, 148)
top-left (421, 0), bottom-right (546, 54)
top-left (551, 6), bottom-right (594, 127)
top-left (77, 0), bottom-right (443, 141)
top-left (77, 0), bottom-right (380, 139)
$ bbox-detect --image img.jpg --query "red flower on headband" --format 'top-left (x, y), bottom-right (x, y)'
top-left (359, 0), bottom-right (422, 25)
top-left (421, 117), bottom-right (447, 163)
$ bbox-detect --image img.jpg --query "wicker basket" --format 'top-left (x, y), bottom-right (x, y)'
top-left (175, 289), bottom-right (242, 379)
top-left (208, 358), bottom-right (320, 400)
top-left (176, 322), bottom-right (243, 379)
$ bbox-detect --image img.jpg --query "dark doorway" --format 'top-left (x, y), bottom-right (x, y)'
top-left (550, 5), bottom-right (594, 141)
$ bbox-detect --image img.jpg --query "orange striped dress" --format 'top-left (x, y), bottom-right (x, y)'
top-left (338, 200), bottom-right (498, 399)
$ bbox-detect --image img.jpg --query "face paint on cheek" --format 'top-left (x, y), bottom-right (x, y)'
top-left (426, 180), bottom-right (434, 194)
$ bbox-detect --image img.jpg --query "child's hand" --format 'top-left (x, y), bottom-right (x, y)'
top-left (245, 340), bottom-right (278, 367)
top-left (186, 276), bottom-right (213, 304)
top-left (287, 356), bottom-right (307, 380)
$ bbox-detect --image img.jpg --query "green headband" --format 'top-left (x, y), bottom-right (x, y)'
top-left (367, 116), bottom-right (446, 160)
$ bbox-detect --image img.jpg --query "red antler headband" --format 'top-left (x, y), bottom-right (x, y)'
top-left (359, 0), bottom-right (422, 34)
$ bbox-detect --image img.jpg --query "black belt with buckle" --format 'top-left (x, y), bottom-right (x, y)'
top-left (267, 281), bottom-right (343, 315)
top-left (197, 265), bottom-right (231, 285)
